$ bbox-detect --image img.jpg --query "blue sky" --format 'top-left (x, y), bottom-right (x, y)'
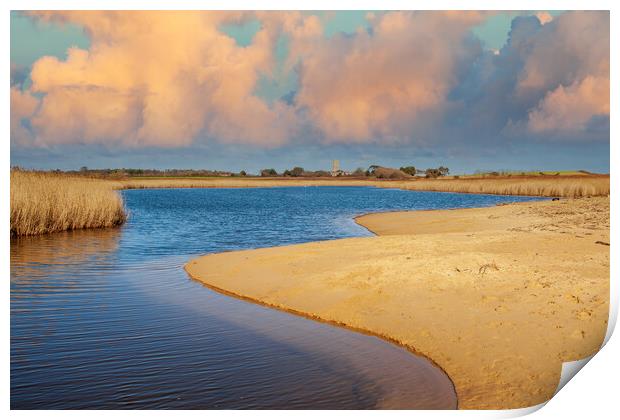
top-left (10, 12), bottom-right (89, 68)
top-left (10, 11), bottom-right (609, 174)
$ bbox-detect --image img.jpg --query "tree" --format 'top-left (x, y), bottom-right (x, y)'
top-left (352, 167), bottom-right (366, 176)
top-left (425, 168), bottom-right (441, 178)
top-left (260, 168), bottom-right (278, 177)
top-left (290, 166), bottom-right (304, 177)
top-left (239, 170), bottom-right (247, 176)
top-left (80, 166), bottom-right (88, 172)
top-left (424, 167), bottom-right (449, 178)
top-left (400, 166), bottom-right (417, 176)
top-left (365, 165), bottom-right (381, 176)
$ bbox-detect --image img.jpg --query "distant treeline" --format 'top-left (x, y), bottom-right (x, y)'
top-left (11, 165), bottom-right (454, 179)
top-left (11, 167), bottom-right (241, 178)
top-left (260, 167), bottom-right (367, 177)
top-left (261, 165), bottom-right (450, 178)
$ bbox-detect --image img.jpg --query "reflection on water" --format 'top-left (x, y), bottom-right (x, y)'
top-left (11, 228), bottom-right (120, 285)
top-left (11, 187), bottom-right (541, 409)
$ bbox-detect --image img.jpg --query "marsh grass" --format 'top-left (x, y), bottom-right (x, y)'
top-left (10, 171), bottom-right (126, 236)
top-left (395, 176), bottom-right (609, 198)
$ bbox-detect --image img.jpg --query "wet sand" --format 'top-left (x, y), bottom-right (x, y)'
top-left (185, 197), bottom-right (609, 409)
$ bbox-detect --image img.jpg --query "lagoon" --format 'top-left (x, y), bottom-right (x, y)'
top-left (11, 187), bottom-right (540, 409)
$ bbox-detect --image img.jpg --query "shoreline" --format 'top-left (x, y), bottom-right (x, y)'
top-left (184, 270), bottom-right (460, 408)
top-left (185, 197), bottom-right (609, 409)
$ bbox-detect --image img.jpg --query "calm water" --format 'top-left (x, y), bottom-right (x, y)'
top-left (11, 187), bottom-right (541, 409)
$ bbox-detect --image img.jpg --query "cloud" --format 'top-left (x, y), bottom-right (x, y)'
top-left (527, 75), bottom-right (609, 133)
top-left (289, 11), bottom-right (486, 143)
top-left (535, 12), bottom-right (553, 25)
top-left (517, 11), bottom-right (609, 135)
top-left (445, 11), bottom-right (609, 142)
top-left (10, 87), bottom-right (39, 146)
top-left (11, 11), bottom-right (609, 151)
top-left (10, 63), bottom-right (30, 88)
top-left (22, 11), bottom-right (297, 147)
top-left (517, 12), bottom-right (609, 95)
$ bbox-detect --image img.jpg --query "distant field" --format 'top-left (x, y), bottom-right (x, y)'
top-left (118, 174), bottom-right (609, 198)
top-left (452, 170), bottom-right (593, 178)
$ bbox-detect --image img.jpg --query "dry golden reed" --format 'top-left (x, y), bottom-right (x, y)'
top-left (393, 176), bottom-right (610, 198)
top-left (10, 171), bottom-right (126, 236)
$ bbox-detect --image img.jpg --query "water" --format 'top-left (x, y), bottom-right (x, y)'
top-left (11, 187), bottom-right (541, 409)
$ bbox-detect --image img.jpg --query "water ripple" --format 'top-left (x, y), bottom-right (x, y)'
top-left (12, 187), bottom-right (542, 409)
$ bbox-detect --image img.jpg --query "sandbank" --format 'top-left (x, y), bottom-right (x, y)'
top-left (185, 197), bottom-right (609, 409)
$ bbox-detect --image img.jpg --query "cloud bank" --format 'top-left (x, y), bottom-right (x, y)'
top-left (11, 11), bottom-right (609, 150)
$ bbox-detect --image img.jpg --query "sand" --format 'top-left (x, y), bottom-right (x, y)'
top-left (185, 197), bottom-right (609, 409)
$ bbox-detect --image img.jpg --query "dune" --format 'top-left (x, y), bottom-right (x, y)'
top-left (185, 196), bottom-right (609, 409)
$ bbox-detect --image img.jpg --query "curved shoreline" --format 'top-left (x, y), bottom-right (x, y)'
top-left (184, 269), bottom-right (459, 409)
top-left (183, 209), bottom-right (464, 408)
top-left (185, 196), bottom-right (609, 409)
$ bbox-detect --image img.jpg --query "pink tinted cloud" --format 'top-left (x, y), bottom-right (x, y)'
top-left (518, 11), bottom-right (609, 134)
top-left (290, 11), bottom-right (486, 143)
top-left (10, 87), bottom-right (39, 146)
top-left (11, 11), bottom-right (609, 149)
top-left (535, 12), bottom-right (553, 25)
top-left (528, 75), bottom-right (609, 133)
top-left (24, 11), bottom-right (296, 147)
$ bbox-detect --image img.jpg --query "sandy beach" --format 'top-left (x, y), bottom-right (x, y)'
top-left (186, 196), bottom-right (609, 409)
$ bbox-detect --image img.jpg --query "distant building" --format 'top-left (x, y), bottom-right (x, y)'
top-left (330, 160), bottom-right (350, 177)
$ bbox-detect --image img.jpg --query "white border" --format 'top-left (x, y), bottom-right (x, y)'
top-left (1, 0), bottom-right (617, 10)
top-left (3, 1), bottom-right (616, 419)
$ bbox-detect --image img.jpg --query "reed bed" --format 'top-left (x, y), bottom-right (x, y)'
top-left (394, 176), bottom-right (609, 198)
top-left (10, 171), bottom-right (126, 236)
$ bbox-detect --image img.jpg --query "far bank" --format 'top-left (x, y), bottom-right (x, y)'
top-left (10, 170), bottom-right (609, 236)
top-left (118, 174), bottom-right (609, 198)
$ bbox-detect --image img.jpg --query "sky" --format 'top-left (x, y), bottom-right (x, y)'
top-left (10, 10), bottom-right (610, 174)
